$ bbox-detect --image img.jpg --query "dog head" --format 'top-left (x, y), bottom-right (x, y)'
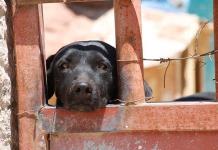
top-left (46, 41), bottom-right (117, 111)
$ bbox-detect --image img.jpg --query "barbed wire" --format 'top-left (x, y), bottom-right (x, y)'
top-left (142, 20), bottom-right (216, 88)
top-left (143, 49), bottom-right (217, 62)
top-left (194, 20), bottom-right (211, 54)
top-left (115, 96), bottom-right (154, 105)
top-left (115, 20), bottom-right (215, 104)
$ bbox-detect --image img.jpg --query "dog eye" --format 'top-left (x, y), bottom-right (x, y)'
top-left (97, 63), bottom-right (108, 71)
top-left (59, 63), bottom-right (69, 70)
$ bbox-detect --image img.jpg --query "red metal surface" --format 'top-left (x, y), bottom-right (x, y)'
top-left (114, 0), bottom-right (145, 103)
top-left (50, 131), bottom-right (218, 150)
top-left (214, 0), bottom-right (218, 100)
top-left (9, 1), bottom-right (218, 149)
top-left (12, 4), bottom-right (46, 150)
top-left (16, 0), bottom-right (108, 5)
top-left (40, 102), bottom-right (218, 133)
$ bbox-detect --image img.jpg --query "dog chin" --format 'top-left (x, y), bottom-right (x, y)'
top-left (61, 96), bottom-right (108, 111)
top-left (65, 104), bottom-right (97, 112)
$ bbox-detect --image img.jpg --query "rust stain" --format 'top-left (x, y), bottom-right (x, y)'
top-left (40, 103), bottom-right (218, 133)
top-left (114, 0), bottom-right (145, 103)
top-left (83, 141), bottom-right (116, 150)
top-left (50, 131), bottom-right (218, 150)
top-left (12, 4), bottom-right (46, 150)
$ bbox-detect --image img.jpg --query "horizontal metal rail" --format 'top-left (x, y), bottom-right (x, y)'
top-left (15, 0), bottom-right (110, 5)
top-left (39, 102), bottom-right (218, 133)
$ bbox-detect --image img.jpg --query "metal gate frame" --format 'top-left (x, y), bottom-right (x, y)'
top-left (7, 0), bottom-right (218, 149)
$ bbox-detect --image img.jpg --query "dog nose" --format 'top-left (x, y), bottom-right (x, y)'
top-left (73, 82), bottom-right (92, 95)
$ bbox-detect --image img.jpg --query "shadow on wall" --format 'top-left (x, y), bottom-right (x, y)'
top-left (66, 1), bottom-right (113, 20)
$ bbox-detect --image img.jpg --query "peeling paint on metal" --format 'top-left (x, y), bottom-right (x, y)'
top-left (138, 145), bottom-right (143, 150)
top-left (151, 143), bottom-right (159, 150)
top-left (83, 141), bottom-right (116, 150)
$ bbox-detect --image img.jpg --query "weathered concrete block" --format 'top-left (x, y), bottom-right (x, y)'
top-left (0, 0), bottom-right (11, 149)
top-left (0, 1), bottom-right (6, 17)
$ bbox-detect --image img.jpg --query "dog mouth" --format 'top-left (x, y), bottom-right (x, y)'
top-left (60, 85), bottom-right (108, 111)
top-left (63, 96), bottom-right (107, 112)
top-left (65, 103), bottom-right (97, 112)
top-left (63, 96), bottom-right (99, 111)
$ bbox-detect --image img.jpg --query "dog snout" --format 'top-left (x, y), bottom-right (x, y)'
top-left (72, 82), bottom-right (92, 96)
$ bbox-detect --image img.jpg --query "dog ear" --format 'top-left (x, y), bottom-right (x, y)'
top-left (46, 54), bottom-right (55, 100)
top-left (144, 81), bottom-right (153, 97)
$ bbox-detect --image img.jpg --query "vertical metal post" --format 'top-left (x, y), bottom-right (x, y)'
top-left (214, 1), bottom-right (218, 100)
top-left (114, 0), bottom-right (145, 103)
top-left (12, 4), bottom-right (46, 149)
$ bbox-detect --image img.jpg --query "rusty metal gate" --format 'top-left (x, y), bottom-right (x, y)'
top-left (7, 0), bottom-right (218, 149)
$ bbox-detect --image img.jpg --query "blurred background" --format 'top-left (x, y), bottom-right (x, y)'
top-left (44, 0), bottom-right (214, 102)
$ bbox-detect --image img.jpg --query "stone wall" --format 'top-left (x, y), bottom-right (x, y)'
top-left (0, 0), bottom-right (11, 149)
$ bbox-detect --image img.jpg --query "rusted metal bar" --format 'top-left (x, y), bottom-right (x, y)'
top-left (214, 1), bottom-right (218, 101)
top-left (50, 131), bottom-right (218, 150)
top-left (114, 0), bottom-right (145, 103)
top-left (39, 102), bottom-right (218, 133)
top-left (12, 4), bottom-right (46, 150)
top-left (15, 0), bottom-right (109, 5)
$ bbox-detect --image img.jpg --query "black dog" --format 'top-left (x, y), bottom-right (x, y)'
top-left (46, 41), bottom-right (152, 111)
top-left (174, 92), bottom-right (215, 102)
